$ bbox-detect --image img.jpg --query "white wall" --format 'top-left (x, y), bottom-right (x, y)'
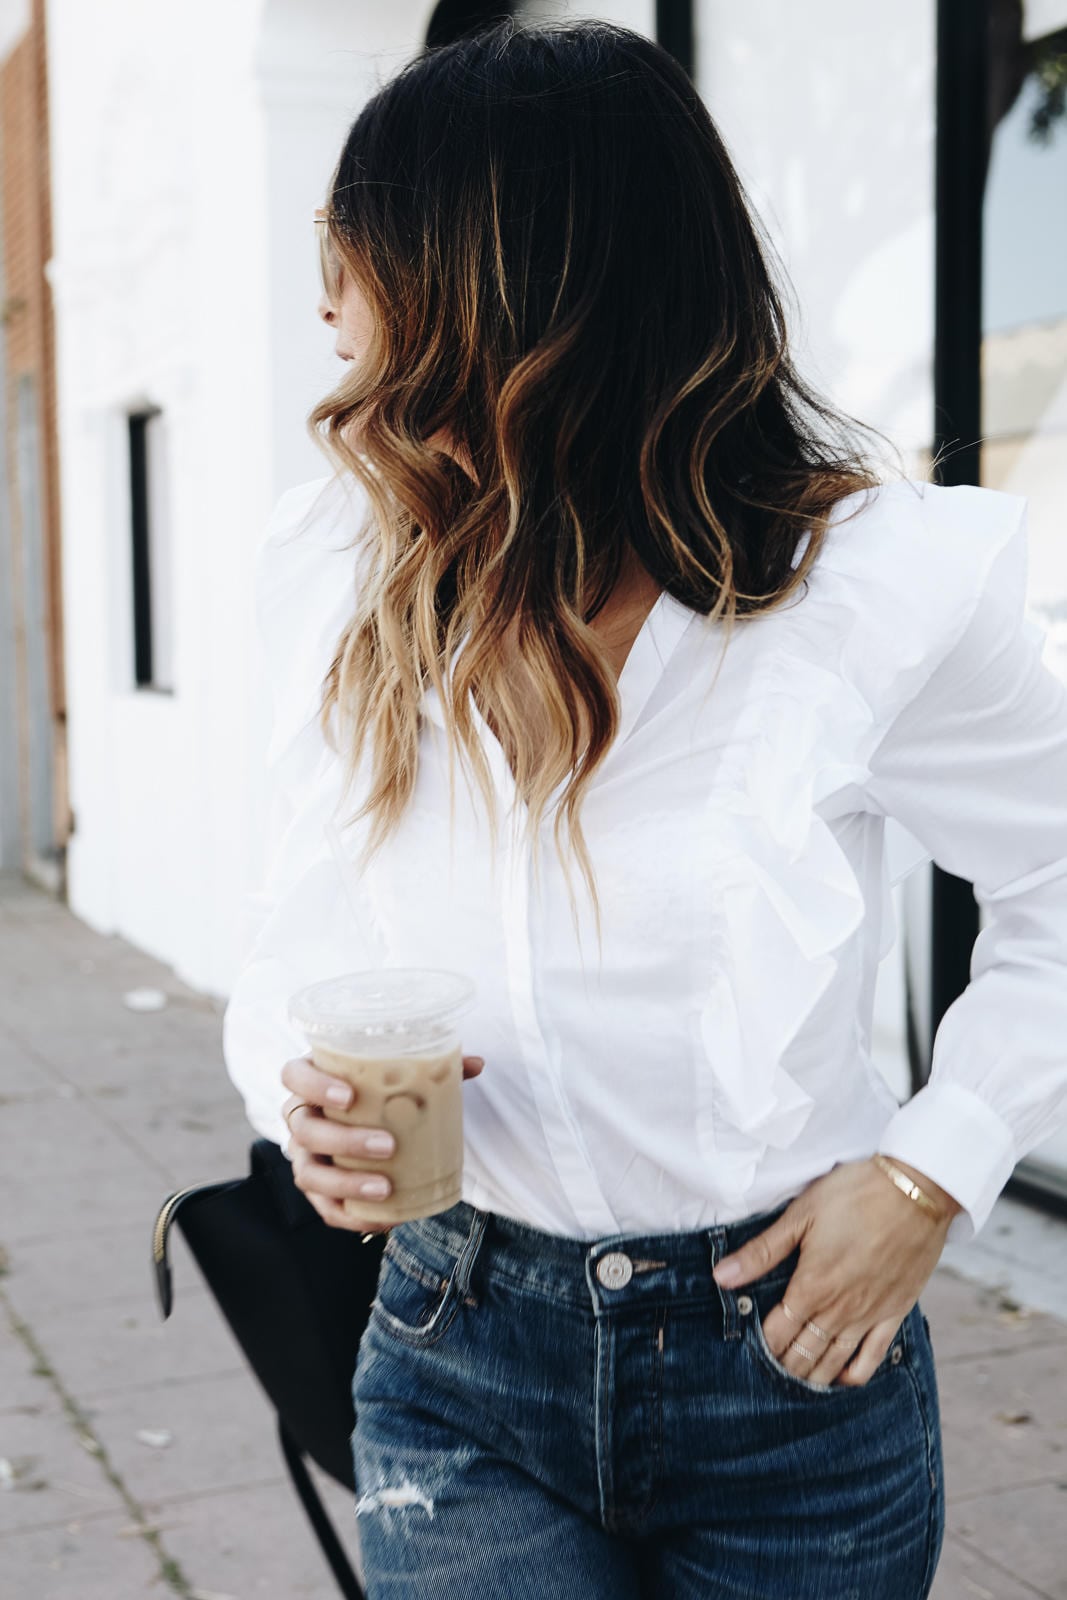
top-left (0, 0), bottom-right (28, 62)
top-left (255, 0), bottom-right (435, 495)
top-left (46, 0), bottom-right (431, 996)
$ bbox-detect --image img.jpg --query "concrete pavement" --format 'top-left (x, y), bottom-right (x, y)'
top-left (1, 873), bottom-right (1065, 1598)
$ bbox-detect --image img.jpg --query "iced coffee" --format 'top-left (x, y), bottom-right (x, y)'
top-left (287, 970), bottom-right (476, 1225)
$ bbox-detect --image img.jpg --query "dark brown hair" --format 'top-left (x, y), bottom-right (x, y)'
top-left (308, 16), bottom-right (905, 946)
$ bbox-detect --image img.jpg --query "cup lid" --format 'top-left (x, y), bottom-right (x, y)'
top-left (287, 968), bottom-right (476, 1044)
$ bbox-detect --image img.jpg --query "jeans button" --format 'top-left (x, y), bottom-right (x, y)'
top-left (596, 1251), bottom-right (633, 1288)
top-left (890, 1343), bottom-right (903, 1364)
top-left (737, 1294), bottom-right (753, 1315)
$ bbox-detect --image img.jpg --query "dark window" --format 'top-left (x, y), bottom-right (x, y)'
top-left (425, 1), bottom-right (513, 49)
top-left (656, 0), bottom-right (694, 78)
top-left (127, 407), bottom-right (173, 693)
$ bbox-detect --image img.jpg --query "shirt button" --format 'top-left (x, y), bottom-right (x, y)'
top-left (596, 1251), bottom-right (633, 1289)
top-left (890, 1344), bottom-right (903, 1364)
top-left (737, 1294), bottom-right (753, 1315)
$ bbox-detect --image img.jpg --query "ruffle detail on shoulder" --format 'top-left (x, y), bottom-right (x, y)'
top-left (693, 478), bottom-right (1029, 1208)
top-left (253, 470), bottom-right (371, 806)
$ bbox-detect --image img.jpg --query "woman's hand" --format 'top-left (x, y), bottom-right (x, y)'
top-left (711, 1156), bottom-right (961, 1387)
top-left (280, 1051), bottom-right (486, 1234)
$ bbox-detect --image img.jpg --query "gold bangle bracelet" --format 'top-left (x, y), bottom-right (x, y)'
top-left (872, 1154), bottom-right (947, 1221)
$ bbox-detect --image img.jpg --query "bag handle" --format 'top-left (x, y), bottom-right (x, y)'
top-left (151, 1178), bottom-right (244, 1319)
top-left (278, 1417), bottom-right (366, 1597)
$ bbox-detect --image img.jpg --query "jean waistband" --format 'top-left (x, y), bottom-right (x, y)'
top-left (390, 1194), bottom-right (801, 1315)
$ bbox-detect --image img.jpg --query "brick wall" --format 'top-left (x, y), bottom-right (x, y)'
top-left (0, 0), bottom-right (67, 884)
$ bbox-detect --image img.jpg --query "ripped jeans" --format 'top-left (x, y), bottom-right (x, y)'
top-left (351, 1196), bottom-right (945, 1599)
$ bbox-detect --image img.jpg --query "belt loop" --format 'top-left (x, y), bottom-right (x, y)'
top-left (454, 1206), bottom-right (489, 1298)
top-left (706, 1225), bottom-right (740, 1340)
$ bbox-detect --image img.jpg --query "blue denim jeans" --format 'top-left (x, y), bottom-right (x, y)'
top-left (351, 1194), bottom-right (945, 1599)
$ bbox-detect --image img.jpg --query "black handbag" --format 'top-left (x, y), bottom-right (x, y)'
top-left (151, 1135), bottom-right (387, 1600)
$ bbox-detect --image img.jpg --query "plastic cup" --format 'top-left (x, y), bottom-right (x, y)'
top-left (288, 969), bottom-right (476, 1225)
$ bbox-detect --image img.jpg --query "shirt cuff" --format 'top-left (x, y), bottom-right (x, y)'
top-left (877, 1080), bottom-right (1018, 1246)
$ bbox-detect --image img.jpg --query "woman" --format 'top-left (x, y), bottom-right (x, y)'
top-left (223, 19), bottom-right (1067, 1599)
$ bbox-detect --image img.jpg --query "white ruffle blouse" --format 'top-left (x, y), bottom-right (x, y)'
top-left (222, 471), bottom-right (1067, 1246)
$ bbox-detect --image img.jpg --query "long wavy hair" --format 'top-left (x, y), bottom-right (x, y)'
top-left (307, 16), bottom-right (906, 948)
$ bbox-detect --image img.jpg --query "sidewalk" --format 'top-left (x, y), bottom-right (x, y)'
top-left (1, 874), bottom-right (1065, 1599)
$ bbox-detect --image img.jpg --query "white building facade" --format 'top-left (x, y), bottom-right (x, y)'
top-left (46, 0), bottom-right (434, 992)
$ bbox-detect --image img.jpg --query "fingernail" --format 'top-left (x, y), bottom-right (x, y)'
top-left (366, 1133), bottom-right (395, 1155)
top-left (466, 1056), bottom-right (485, 1067)
top-left (714, 1260), bottom-right (741, 1285)
top-left (326, 1086), bottom-right (352, 1106)
top-left (360, 1177), bottom-right (389, 1198)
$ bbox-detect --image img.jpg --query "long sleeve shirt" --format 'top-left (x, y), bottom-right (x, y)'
top-left (221, 471), bottom-right (1067, 1246)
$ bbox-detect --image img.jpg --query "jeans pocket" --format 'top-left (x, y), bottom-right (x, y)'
top-left (370, 1233), bottom-right (462, 1348)
top-left (743, 1284), bottom-right (908, 1399)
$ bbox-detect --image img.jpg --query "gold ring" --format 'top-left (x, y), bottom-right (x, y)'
top-left (780, 1300), bottom-right (802, 1323)
top-left (284, 1101), bottom-right (310, 1133)
top-left (788, 1338), bottom-right (819, 1361)
top-left (804, 1319), bottom-right (831, 1342)
top-left (831, 1333), bottom-right (860, 1350)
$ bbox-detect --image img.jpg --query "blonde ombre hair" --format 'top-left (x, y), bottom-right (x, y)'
top-left (307, 17), bottom-right (905, 950)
